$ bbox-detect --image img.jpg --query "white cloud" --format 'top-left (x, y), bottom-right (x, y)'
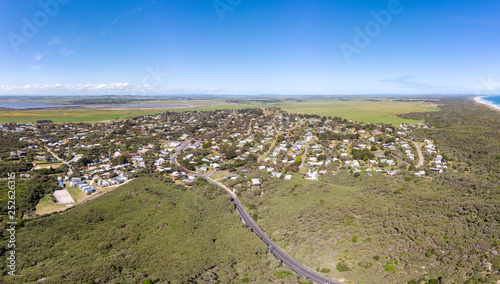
top-left (47, 37), bottom-right (63, 45)
top-left (0, 83), bottom-right (240, 95)
top-left (29, 64), bottom-right (42, 70)
top-left (34, 53), bottom-right (42, 61)
top-left (59, 47), bottom-right (74, 56)
top-left (47, 37), bottom-right (74, 56)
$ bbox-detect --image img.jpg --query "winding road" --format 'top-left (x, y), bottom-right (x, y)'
top-left (171, 143), bottom-right (341, 284)
top-left (44, 146), bottom-right (73, 176)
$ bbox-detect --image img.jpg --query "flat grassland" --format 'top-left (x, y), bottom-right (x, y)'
top-left (177, 99), bottom-right (439, 124)
top-left (0, 98), bottom-right (438, 124)
top-left (260, 99), bottom-right (439, 124)
top-left (0, 107), bottom-right (169, 123)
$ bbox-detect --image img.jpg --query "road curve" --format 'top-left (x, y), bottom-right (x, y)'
top-left (171, 143), bottom-right (342, 284)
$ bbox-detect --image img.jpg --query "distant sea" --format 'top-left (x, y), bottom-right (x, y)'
top-left (474, 95), bottom-right (500, 111)
top-left (0, 102), bottom-right (190, 110)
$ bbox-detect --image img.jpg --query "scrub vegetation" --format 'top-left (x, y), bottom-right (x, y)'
top-left (0, 178), bottom-right (308, 283)
top-left (238, 97), bottom-right (499, 283)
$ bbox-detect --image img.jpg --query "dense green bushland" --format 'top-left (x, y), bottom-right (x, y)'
top-left (238, 97), bottom-right (499, 283)
top-left (0, 178), bottom-right (306, 283)
top-left (0, 173), bottom-right (59, 220)
top-left (400, 97), bottom-right (500, 181)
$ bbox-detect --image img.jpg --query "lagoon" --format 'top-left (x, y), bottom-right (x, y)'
top-left (0, 101), bottom-right (189, 109)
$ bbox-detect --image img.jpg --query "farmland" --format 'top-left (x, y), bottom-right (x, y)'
top-left (0, 97), bottom-right (439, 124)
top-left (245, 99), bottom-right (439, 124)
top-left (0, 107), bottom-right (171, 124)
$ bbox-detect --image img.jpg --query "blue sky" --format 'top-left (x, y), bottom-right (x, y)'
top-left (1, 0), bottom-right (499, 96)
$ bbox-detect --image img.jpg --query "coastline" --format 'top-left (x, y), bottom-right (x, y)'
top-left (473, 96), bottom-right (500, 111)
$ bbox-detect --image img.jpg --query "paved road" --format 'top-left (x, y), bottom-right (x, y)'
top-left (390, 153), bottom-right (410, 167)
top-left (171, 143), bottom-right (342, 284)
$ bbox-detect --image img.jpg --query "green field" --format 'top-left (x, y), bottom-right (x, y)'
top-left (0, 108), bottom-right (170, 123)
top-left (178, 99), bottom-right (439, 124)
top-left (0, 98), bottom-right (439, 124)
top-left (67, 186), bottom-right (89, 203)
top-left (34, 194), bottom-right (67, 216)
top-left (261, 99), bottom-right (439, 124)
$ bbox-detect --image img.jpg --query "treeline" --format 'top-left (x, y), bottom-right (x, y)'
top-left (69, 98), bottom-right (154, 105)
top-left (0, 134), bottom-right (29, 153)
top-left (0, 173), bottom-right (59, 220)
top-left (0, 161), bottom-right (33, 176)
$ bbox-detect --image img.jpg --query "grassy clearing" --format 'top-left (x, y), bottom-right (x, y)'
top-left (33, 161), bottom-right (62, 169)
top-left (34, 195), bottom-right (67, 216)
top-left (209, 172), bottom-right (229, 181)
top-left (67, 186), bottom-right (89, 203)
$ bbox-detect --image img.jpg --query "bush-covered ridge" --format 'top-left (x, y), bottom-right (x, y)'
top-left (0, 178), bottom-right (306, 283)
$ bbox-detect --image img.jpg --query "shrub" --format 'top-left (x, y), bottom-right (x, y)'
top-left (336, 261), bottom-right (351, 272)
top-left (275, 271), bottom-right (291, 278)
top-left (384, 262), bottom-right (395, 271)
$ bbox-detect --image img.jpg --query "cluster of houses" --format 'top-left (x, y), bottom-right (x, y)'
top-left (2, 109), bottom-right (447, 197)
top-left (67, 177), bottom-right (95, 194)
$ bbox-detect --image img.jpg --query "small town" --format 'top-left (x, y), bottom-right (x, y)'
top-left (1, 108), bottom-right (456, 216)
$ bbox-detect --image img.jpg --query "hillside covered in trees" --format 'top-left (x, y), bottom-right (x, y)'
top-left (0, 178), bottom-right (307, 283)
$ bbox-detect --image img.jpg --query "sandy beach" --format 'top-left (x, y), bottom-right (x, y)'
top-left (473, 96), bottom-right (500, 111)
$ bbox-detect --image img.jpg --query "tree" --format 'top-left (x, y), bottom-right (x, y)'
top-left (225, 148), bottom-right (236, 159)
top-left (294, 156), bottom-right (302, 166)
top-left (202, 141), bottom-right (212, 149)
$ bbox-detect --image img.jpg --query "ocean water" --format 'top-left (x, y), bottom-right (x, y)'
top-left (476, 95), bottom-right (500, 110)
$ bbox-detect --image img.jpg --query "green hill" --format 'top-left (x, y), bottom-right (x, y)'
top-left (0, 178), bottom-right (304, 283)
